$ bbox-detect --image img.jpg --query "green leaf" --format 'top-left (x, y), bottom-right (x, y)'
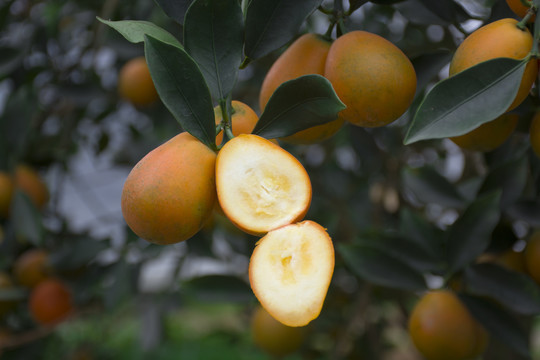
top-left (506, 200), bottom-right (540, 227)
top-left (144, 35), bottom-right (216, 149)
top-left (184, 0), bottom-right (244, 101)
top-left (355, 232), bottom-right (441, 273)
top-left (417, 0), bottom-right (469, 23)
top-left (154, 0), bottom-right (195, 24)
top-left (446, 191), bottom-right (501, 275)
top-left (338, 244), bottom-right (427, 291)
top-left (244, 0), bottom-right (322, 61)
top-left (369, 0), bottom-right (406, 4)
top-left (478, 155), bottom-right (528, 208)
top-left (412, 50), bottom-right (453, 95)
top-left (401, 166), bottom-right (465, 208)
top-left (252, 75), bottom-right (345, 139)
top-left (399, 208), bottom-right (445, 263)
top-left (11, 191), bottom-right (44, 247)
top-left (463, 263), bottom-right (540, 316)
top-left (0, 46), bottom-right (25, 78)
top-left (460, 294), bottom-right (531, 358)
top-left (97, 17), bottom-right (182, 48)
top-left (404, 57), bottom-right (528, 145)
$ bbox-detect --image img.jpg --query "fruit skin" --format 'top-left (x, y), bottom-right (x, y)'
top-left (449, 18), bottom-right (537, 111)
top-left (118, 56), bottom-right (159, 106)
top-left (0, 172), bottom-right (13, 218)
top-left (506, 0), bottom-right (534, 22)
top-left (121, 132), bottom-right (217, 245)
top-left (13, 249), bottom-right (50, 288)
top-left (408, 290), bottom-right (488, 360)
top-left (259, 33), bottom-right (344, 144)
top-left (215, 134), bottom-right (311, 236)
top-left (524, 231), bottom-right (540, 284)
top-left (14, 164), bottom-right (49, 210)
top-left (529, 111), bottom-right (540, 158)
top-left (251, 305), bottom-right (306, 357)
top-left (324, 30), bottom-right (416, 127)
top-left (450, 113), bottom-right (518, 152)
top-left (29, 278), bottom-right (73, 326)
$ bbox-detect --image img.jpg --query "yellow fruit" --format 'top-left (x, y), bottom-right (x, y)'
top-left (118, 57), bottom-right (159, 106)
top-left (525, 231), bottom-right (540, 284)
top-left (324, 30), bottom-right (416, 127)
top-left (450, 113), bottom-right (518, 152)
top-left (449, 18), bottom-right (537, 111)
top-left (14, 165), bottom-right (49, 210)
top-left (0, 172), bottom-right (13, 218)
top-left (121, 132), bottom-right (217, 245)
top-left (29, 278), bottom-right (73, 326)
top-left (506, 0), bottom-right (534, 21)
top-left (215, 134), bottom-right (311, 235)
top-left (529, 111), bottom-right (540, 157)
top-left (478, 249), bottom-right (527, 273)
top-left (251, 305), bottom-right (306, 356)
top-left (249, 220), bottom-right (334, 327)
top-left (408, 290), bottom-right (489, 360)
top-left (13, 249), bottom-right (50, 288)
top-left (259, 33), bottom-right (344, 144)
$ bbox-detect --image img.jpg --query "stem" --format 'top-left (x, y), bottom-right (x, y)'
top-left (318, 5), bottom-right (333, 15)
top-left (239, 56), bottom-right (251, 69)
top-left (517, 11), bottom-right (535, 29)
top-left (532, 0), bottom-right (540, 57)
top-left (218, 98), bottom-right (234, 147)
top-left (324, 21), bottom-right (336, 38)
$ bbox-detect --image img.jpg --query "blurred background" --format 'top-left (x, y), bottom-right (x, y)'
top-left (0, 0), bottom-right (539, 359)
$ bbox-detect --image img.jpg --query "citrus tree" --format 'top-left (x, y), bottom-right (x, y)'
top-left (2, 0), bottom-right (540, 359)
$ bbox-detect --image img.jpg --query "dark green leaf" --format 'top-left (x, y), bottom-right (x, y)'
top-left (244, 0), bottom-right (322, 60)
top-left (182, 275), bottom-right (253, 302)
top-left (460, 294), bottom-right (531, 358)
top-left (252, 75), bottom-right (345, 139)
top-left (11, 191), bottom-right (44, 247)
top-left (184, 0), bottom-right (244, 100)
top-left (349, 0), bottom-right (367, 13)
top-left (404, 57), bottom-right (528, 145)
top-left (355, 232), bottom-right (441, 273)
top-left (446, 191), bottom-right (501, 274)
top-left (338, 244), bottom-right (426, 291)
top-left (399, 208), bottom-right (445, 262)
top-left (412, 50), bottom-right (453, 95)
top-left (394, 0), bottom-right (449, 25)
top-left (369, 0), bottom-right (406, 4)
top-left (1, 86), bottom-right (36, 157)
top-left (49, 237), bottom-right (109, 271)
top-left (154, 0), bottom-right (195, 24)
top-left (144, 35), bottom-right (216, 149)
top-left (478, 155), bottom-right (528, 208)
top-left (417, 0), bottom-right (469, 22)
top-left (464, 263), bottom-right (540, 316)
top-left (401, 166), bottom-right (465, 208)
top-left (97, 17), bottom-right (182, 48)
top-left (506, 200), bottom-right (540, 227)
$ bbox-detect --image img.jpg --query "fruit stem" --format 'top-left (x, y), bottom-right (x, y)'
top-left (218, 98), bottom-right (234, 146)
top-left (239, 56), bottom-right (251, 69)
top-left (517, 7), bottom-right (535, 29)
top-left (318, 5), bottom-right (333, 15)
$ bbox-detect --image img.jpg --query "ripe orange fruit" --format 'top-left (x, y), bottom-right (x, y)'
top-left (251, 305), bottom-right (307, 356)
top-left (524, 231), bottom-right (540, 284)
top-left (478, 249), bottom-right (527, 273)
top-left (0, 172), bottom-right (13, 218)
top-left (13, 248), bottom-right (50, 288)
top-left (259, 33), bottom-right (344, 144)
top-left (249, 221), bottom-right (334, 327)
top-left (0, 272), bottom-right (17, 316)
top-left (118, 56), bottom-right (159, 106)
top-left (324, 30), bottom-right (416, 127)
top-left (215, 134), bottom-right (311, 235)
top-left (506, 0), bottom-right (534, 21)
top-left (449, 18), bottom-right (537, 111)
top-left (529, 111), bottom-right (540, 157)
top-left (121, 132), bottom-right (217, 245)
top-left (408, 290), bottom-right (489, 360)
top-left (29, 278), bottom-right (73, 326)
top-left (450, 113), bottom-right (518, 152)
top-left (14, 164), bottom-right (49, 210)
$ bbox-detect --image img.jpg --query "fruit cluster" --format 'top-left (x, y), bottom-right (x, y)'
top-left (0, 166), bottom-right (74, 348)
